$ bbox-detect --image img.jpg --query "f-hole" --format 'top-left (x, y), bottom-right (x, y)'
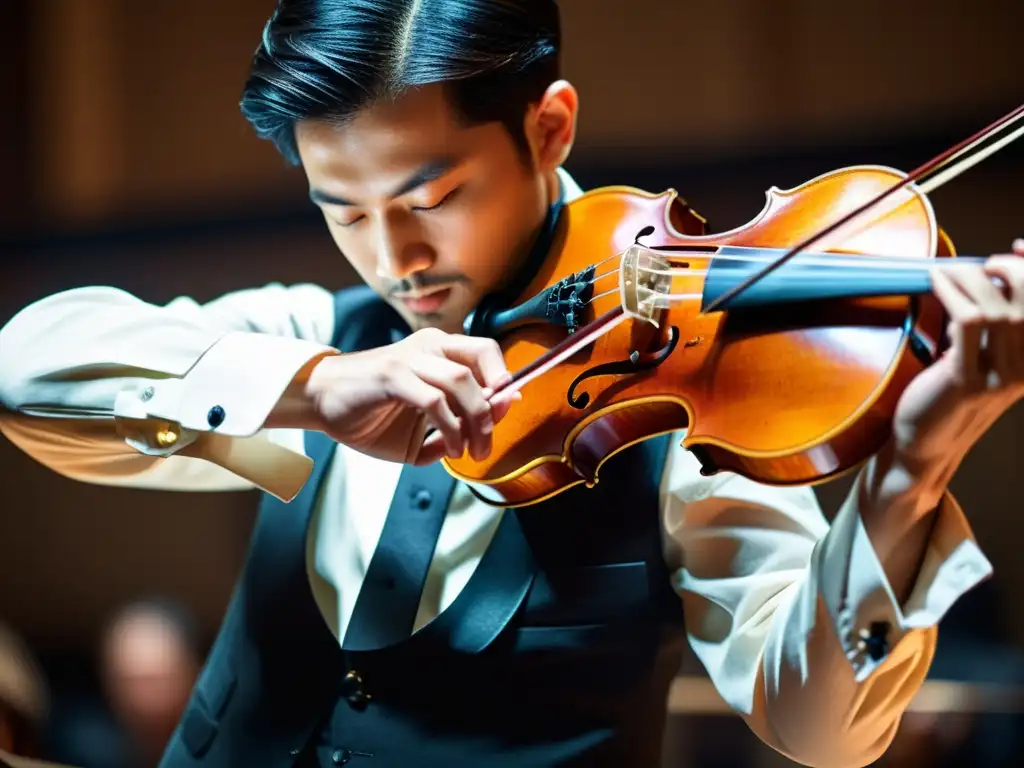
top-left (566, 327), bottom-right (680, 410)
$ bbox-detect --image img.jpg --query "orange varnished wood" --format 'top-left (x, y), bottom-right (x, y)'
top-left (443, 167), bottom-right (954, 506)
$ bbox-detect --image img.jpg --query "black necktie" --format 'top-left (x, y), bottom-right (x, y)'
top-left (342, 461), bottom-right (457, 651)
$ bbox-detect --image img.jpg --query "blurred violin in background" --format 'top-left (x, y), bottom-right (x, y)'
top-left (444, 102), bottom-right (1024, 507)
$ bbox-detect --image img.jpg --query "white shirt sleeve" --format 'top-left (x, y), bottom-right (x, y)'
top-left (662, 443), bottom-right (992, 767)
top-left (0, 283), bottom-right (340, 501)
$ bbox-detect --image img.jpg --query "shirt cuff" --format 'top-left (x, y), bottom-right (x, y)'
top-left (113, 331), bottom-right (337, 444)
top-left (816, 490), bottom-right (993, 682)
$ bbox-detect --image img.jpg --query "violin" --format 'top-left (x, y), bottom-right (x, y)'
top-left (443, 102), bottom-right (1024, 508)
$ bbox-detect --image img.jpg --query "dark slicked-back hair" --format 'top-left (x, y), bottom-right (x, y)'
top-left (240, 0), bottom-right (562, 165)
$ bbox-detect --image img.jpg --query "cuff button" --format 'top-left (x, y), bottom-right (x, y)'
top-left (207, 405), bottom-right (226, 428)
top-left (155, 426), bottom-right (179, 448)
top-left (857, 621), bottom-right (891, 662)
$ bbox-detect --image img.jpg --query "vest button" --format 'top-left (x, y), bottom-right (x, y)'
top-left (332, 748), bottom-right (352, 765)
top-left (412, 489), bottom-right (432, 509)
top-left (341, 669), bottom-right (370, 707)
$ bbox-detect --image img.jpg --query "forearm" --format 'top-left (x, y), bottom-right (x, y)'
top-left (749, 580), bottom-right (937, 768)
top-left (852, 438), bottom-right (945, 606)
top-left (753, 455), bottom-right (991, 765)
top-left (0, 283), bottom-right (337, 497)
top-left (675, 453), bottom-right (992, 767)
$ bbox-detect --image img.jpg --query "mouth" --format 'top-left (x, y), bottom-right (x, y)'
top-left (394, 286), bottom-right (453, 315)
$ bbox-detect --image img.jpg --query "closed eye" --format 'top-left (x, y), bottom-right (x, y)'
top-left (412, 186), bottom-right (460, 212)
top-left (328, 186), bottom-right (460, 227)
top-left (333, 214), bottom-right (365, 228)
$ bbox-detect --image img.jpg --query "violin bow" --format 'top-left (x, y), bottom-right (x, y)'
top-left (701, 101), bottom-right (1024, 315)
top-left (481, 103), bottom-right (1024, 404)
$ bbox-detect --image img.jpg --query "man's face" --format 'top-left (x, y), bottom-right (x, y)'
top-left (296, 83), bottom-right (568, 334)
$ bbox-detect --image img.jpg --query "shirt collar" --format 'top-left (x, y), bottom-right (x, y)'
top-left (556, 166), bottom-right (585, 202)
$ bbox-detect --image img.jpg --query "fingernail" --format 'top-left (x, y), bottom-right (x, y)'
top-left (1014, 238), bottom-right (1024, 251)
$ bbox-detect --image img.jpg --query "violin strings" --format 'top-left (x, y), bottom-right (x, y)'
top-left (585, 287), bottom-right (624, 304)
top-left (660, 252), bottom-right (982, 270)
top-left (638, 293), bottom-right (705, 309)
top-left (700, 101), bottom-right (1024, 313)
top-left (579, 106), bottom-right (1024, 313)
top-left (584, 251), bottom-right (976, 310)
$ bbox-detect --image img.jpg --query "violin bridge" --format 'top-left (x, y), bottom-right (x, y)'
top-left (620, 244), bottom-right (672, 326)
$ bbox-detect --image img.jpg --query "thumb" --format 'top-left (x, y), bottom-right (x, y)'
top-left (413, 431), bottom-right (454, 465)
top-left (489, 388), bottom-right (522, 424)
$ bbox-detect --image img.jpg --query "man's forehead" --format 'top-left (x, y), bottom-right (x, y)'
top-left (309, 155), bottom-right (461, 206)
top-left (298, 97), bottom-right (510, 200)
top-left (296, 84), bottom-right (467, 162)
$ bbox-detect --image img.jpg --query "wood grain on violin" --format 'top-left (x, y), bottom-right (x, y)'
top-left (444, 170), bottom-right (951, 506)
top-left (444, 103), bottom-right (1024, 508)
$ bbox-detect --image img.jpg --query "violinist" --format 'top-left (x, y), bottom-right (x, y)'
top-left (1, 1), bottom-right (1021, 767)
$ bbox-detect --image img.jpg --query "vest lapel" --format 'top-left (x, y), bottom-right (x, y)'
top-left (412, 507), bottom-right (538, 654)
top-left (299, 426), bottom-right (539, 656)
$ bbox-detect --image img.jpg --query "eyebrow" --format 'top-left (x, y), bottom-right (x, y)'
top-left (309, 157), bottom-right (459, 207)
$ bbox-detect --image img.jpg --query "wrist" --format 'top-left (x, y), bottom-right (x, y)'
top-left (264, 351), bottom-right (339, 431)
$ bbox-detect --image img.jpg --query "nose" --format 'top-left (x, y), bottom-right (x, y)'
top-left (375, 212), bottom-right (435, 280)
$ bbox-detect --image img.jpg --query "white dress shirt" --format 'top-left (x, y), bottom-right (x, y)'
top-left (0, 168), bottom-right (994, 768)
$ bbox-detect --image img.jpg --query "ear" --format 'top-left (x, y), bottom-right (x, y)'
top-left (525, 80), bottom-right (579, 172)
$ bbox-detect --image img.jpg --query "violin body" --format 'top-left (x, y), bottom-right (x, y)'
top-left (443, 166), bottom-right (955, 507)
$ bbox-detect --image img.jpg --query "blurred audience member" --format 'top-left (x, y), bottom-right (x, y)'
top-left (0, 622), bottom-right (48, 758)
top-left (98, 600), bottom-right (203, 767)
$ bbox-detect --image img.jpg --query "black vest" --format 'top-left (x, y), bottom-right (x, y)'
top-left (158, 287), bottom-right (685, 768)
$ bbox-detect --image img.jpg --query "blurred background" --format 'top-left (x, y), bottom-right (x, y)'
top-left (0, 0), bottom-right (1022, 765)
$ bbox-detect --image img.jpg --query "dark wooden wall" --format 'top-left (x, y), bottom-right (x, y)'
top-left (2, 0), bottom-right (1022, 656)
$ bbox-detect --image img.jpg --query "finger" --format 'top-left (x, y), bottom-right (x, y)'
top-left (437, 334), bottom-right (511, 391)
top-left (418, 388), bottom-right (522, 465)
top-left (956, 260), bottom-right (1024, 389)
top-left (410, 354), bottom-right (494, 461)
top-left (988, 319), bottom-right (1018, 388)
top-left (1014, 238), bottom-right (1024, 255)
top-left (954, 319), bottom-right (985, 391)
top-left (984, 255), bottom-right (1024, 311)
top-left (932, 270), bottom-right (984, 390)
top-left (931, 265), bottom-right (981, 321)
top-left (983, 257), bottom-right (1024, 385)
top-left (488, 388), bottom-right (522, 424)
top-left (386, 366), bottom-right (464, 459)
top-left (946, 262), bottom-right (1011, 316)
top-left (415, 431), bottom-right (452, 465)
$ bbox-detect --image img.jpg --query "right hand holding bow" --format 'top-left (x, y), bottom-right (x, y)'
top-left (302, 328), bottom-right (520, 465)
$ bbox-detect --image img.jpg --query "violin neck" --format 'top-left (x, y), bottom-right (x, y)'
top-left (700, 246), bottom-right (987, 312)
